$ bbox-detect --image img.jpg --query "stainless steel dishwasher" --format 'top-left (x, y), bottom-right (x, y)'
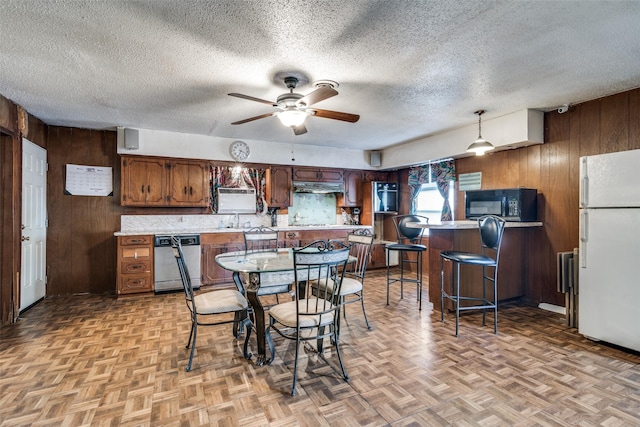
top-left (154, 234), bottom-right (201, 293)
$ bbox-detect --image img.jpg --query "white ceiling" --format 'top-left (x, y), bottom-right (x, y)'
top-left (1, 1), bottom-right (639, 152)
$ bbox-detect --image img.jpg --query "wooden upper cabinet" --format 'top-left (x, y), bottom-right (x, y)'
top-left (121, 156), bottom-right (210, 207)
top-left (293, 167), bottom-right (344, 182)
top-left (338, 169), bottom-right (362, 207)
top-left (121, 157), bottom-right (167, 206)
top-left (167, 159), bottom-right (210, 207)
top-left (268, 166), bottom-right (292, 208)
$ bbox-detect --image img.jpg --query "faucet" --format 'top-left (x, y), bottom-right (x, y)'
top-left (234, 213), bottom-right (240, 228)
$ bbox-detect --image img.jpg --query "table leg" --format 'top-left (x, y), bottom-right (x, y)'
top-left (245, 272), bottom-right (270, 365)
top-left (232, 272), bottom-right (247, 337)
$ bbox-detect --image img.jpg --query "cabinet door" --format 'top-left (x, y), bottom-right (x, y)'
top-left (168, 160), bottom-right (210, 207)
top-left (367, 243), bottom-right (387, 270)
top-left (338, 169), bottom-right (362, 207)
top-left (201, 243), bottom-right (243, 287)
top-left (269, 166), bottom-right (292, 207)
top-left (293, 167), bottom-right (344, 182)
top-left (121, 157), bottom-right (166, 206)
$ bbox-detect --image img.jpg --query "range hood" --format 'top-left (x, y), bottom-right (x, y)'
top-left (292, 181), bottom-right (345, 194)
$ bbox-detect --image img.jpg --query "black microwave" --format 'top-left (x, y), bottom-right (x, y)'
top-left (465, 188), bottom-right (537, 222)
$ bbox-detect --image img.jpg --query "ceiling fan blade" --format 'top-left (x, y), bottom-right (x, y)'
top-left (231, 112), bottom-right (275, 125)
top-left (228, 93), bottom-right (277, 106)
top-left (296, 86), bottom-right (338, 107)
top-left (293, 123), bottom-right (307, 135)
top-left (309, 109), bottom-right (360, 123)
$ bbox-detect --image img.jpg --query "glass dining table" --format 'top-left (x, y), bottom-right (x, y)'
top-left (215, 248), bottom-right (353, 365)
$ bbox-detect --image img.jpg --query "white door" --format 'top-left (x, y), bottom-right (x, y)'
top-left (580, 149), bottom-right (640, 208)
top-left (578, 207), bottom-right (640, 352)
top-left (21, 139), bottom-right (47, 311)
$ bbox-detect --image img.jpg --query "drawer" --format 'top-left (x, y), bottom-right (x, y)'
top-left (118, 274), bottom-right (153, 294)
top-left (121, 247), bottom-right (151, 259)
top-left (120, 235), bottom-right (153, 246)
top-left (120, 259), bottom-right (152, 274)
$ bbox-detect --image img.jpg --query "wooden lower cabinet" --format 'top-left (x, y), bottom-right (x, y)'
top-left (117, 235), bottom-right (154, 295)
top-left (367, 243), bottom-right (388, 270)
top-left (201, 233), bottom-right (243, 288)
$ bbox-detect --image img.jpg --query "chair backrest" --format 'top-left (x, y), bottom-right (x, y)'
top-left (293, 240), bottom-right (351, 317)
top-left (171, 236), bottom-right (196, 309)
top-left (244, 226), bottom-right (279, 252)
top-left (392, 214), bottom-right (428, 244)
top-left (346, 230), bottom-right (374, 281)
top-left (478, 215), bottom-right (506, 260)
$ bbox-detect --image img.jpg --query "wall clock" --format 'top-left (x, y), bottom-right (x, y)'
top-left (229, 140), bottom-right (250, 161)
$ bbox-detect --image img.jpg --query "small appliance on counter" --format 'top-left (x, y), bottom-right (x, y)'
top-left (352, 208), bottom-right (361, 225)
top-left (268, 208), bottom-right (278, 227)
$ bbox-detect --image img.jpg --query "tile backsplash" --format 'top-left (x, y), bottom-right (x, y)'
top-left (120, 193), bottom-right (346, 232)
top-left (288, 193), bottom-right (336, 225)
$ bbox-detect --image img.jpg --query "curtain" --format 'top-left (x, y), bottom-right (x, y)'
top-left (407, 165), bottom-right (430, 214)
top-left (431, 160), bottom-right (456, 220)
top-left (210, 166), bottom-right (267, 213)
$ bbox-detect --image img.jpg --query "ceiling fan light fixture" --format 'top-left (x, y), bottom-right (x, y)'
top-left (467, 110), bottom-right (494, 156)
top-left (277, 108), bottom-right (307, 127)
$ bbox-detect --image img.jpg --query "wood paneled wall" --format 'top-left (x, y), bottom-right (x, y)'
top-left (1, 95), bottom-right (20, 324)
top-left (453, 88), bottom-right (640, 305)
top-left (46, 127), bottom-right (121, 295)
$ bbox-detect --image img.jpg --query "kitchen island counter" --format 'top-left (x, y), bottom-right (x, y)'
top-left (415, 220), bottom-right (543, 310)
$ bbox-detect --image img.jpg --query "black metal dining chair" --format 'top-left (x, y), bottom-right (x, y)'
top-left (243, 226), bottom-right (279, 253)
top-left (314, 230), bottom-right (375, 330)
top-left (440, 215), bottom-right (506, 336)
top-left (172, 236), bottom-right (252, 372)
top-left (243, 226), bottom-right (293, 306)
top-left (386, 215), bottom-right (428, 310)
top-left (265, 240), bottom-right (351, 396)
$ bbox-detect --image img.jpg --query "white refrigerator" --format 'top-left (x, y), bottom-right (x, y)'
top-left (578, 149), bottom-right (640, 352)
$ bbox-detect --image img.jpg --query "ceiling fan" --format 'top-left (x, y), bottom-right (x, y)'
top-left (228, 76), bottom-right (360, 135)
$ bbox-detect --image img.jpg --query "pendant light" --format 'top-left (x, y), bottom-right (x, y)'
top-left (467, 110), bottom-right (494, 156)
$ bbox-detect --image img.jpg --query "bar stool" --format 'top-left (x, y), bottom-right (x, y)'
top-left (440, 215), bottom-right (506, 336)
top-left (386, 215), bottom-right (428, 310)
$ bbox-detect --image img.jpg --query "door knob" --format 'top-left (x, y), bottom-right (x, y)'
top-left (21, 236), bottom-right (30, 241)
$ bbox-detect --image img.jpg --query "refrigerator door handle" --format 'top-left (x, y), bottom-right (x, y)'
top-left (579, 157), bottom-right (588, 208)
top-left (579, 211), bottom-right (588, 268)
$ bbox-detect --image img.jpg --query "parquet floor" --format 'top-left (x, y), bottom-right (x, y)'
top-left (1, 269), bottom-right (639, 426)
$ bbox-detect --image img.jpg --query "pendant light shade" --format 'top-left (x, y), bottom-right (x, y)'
top-left (467, 110), bottom-right (494, 156)
top-left (277, 107), bottom-right (307, 128)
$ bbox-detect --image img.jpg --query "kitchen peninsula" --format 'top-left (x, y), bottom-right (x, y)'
top-left (408, 220), bottom-right (543, 309)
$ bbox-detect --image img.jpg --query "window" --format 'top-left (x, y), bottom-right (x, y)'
top-left (415, 182), bottom-right (455, 223)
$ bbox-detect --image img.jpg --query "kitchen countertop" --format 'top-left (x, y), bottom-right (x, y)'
top-left (114, 224), bottom-right (372, 236)
top-left (407, 220), bottom-right (543, 230)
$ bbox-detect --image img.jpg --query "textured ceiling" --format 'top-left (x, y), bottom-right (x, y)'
top-left (1, 1), bottom-right (639, 151)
